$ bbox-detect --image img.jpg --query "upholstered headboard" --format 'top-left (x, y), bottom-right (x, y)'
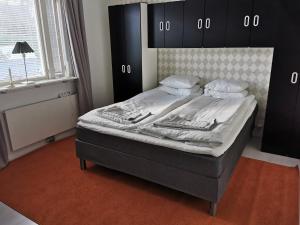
top-left (158, 48), bottom-right (274, 132)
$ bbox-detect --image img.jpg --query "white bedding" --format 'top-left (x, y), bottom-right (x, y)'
top-left (204, 88), bottom-right (249, 99)
top-left (79, 88), bottom-right (198, 130)
top-left (78, 95), bottom-right (257, 157)
top-left (205, 79), bottom-right (249, 92)
top-left (139, 95), bottom-right (255, 146)
top-left (159, 85), bottom-right (202, 96)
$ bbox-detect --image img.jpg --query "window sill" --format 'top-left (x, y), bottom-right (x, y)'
top-left (0, 77), bottom-right (78, 94)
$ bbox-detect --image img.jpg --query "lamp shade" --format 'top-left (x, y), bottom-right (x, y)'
top-left (12, 41), bottom-right (34, 54)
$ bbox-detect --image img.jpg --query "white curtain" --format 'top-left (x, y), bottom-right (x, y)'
top-left (0, 114), bottom-right (8, 169)
top-left (61, 0), bottom-right (94, 115)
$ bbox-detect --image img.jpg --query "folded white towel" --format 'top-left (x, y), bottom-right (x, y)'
top-left (98, 106), bottom-right (151, 125)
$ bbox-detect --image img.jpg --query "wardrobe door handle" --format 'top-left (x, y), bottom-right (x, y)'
top-left (197, 18), bottom-right (203, 30)
top-left (244, 15), bottom-right (250, 27)
top-left (291, 72), bottom-right (298, 84)
top-left (159, 21), bottom-right (164, 31)
top-left (127, 65), bottom-right (131, 74)
top-left (166, 21), bottom-right (170, 31)
top-left (121, 65), bottom-right (126, 74)
top-left (253, 15), bottom-right (260, 27)
top-left (205, 18), bottom-right (211, 29)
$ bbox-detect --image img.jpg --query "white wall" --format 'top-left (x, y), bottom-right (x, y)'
top-left (83, 0), bottom-right (114, 108)
top-left (0, 81), bottom-right (76, 161)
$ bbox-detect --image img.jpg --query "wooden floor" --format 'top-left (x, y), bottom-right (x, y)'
top-left (0, 137), bottom-right (298, 225)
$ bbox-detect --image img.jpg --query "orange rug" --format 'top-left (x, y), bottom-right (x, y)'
top-left (0, 138), bottom-right (298, 225)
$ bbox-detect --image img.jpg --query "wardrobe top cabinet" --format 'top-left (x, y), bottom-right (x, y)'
top-left (148, 2), bottom-right (184, 48)
top-left (148, 0), bottom-right (282, 48)
top-left (183, 0), bottom-right (227, 48)
top-left (226, 0), bottom-right (281, 47)
top-left (183, 0), bottom-right (205, 48)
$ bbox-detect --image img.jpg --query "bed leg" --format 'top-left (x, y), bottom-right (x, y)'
top-left (209, 202), bottom-right (217, 216)
top-left (80, 159), bottom-right (86, 170)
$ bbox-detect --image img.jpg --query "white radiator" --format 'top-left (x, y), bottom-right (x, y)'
top-left (5, 95), bottom-right (78, 151)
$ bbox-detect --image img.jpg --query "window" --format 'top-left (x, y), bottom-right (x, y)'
top-left (0, 0), bottom-right (70, 86)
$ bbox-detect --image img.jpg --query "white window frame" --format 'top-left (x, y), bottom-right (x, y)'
top-left (35, 0), bottom-right (70, 79)
top-left (0, 0), bottom-right (71, 87)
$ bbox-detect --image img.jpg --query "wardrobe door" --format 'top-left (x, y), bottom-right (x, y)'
top-left (202, 0), bottom-right (228, 48)
top-left (275, 0), bottom-right (300, 52)
top-left (109, 5), bottom-right (127, 103)
top-left (262, 0), bottom-right (300, 158)
top-left (291, 90), bottom-right (300, 158)
top-left (148, 3), bottom-right (165, 48)
top-left (183, 0), bottom-right (205, 48)
top-left (123, 4), bottom-right (143, 101)
top-left (288, 0), bottom-right (300, 159)
top-left (164, 2), bottom-right (184, 48)
top-left (262, 50), bottom-right (300, 157)
top-left (250, 0), bottom-right (281, 47)
top-left (225, 0), bottom-right (252, 47)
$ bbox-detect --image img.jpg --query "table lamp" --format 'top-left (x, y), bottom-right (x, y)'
top-left (12, 41), bottom-right (34, 84)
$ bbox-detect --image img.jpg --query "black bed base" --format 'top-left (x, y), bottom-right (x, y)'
top-left (76, 107), bottom-right (257, 216)
top-left (78, 155), bottom-right (219, 215)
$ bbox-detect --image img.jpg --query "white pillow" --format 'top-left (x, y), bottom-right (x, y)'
top-left (205, 79), bottom-right (249, 93)
top-left (159, 75), bottom-right (200, 89)
top-left (204, 88), bottom-right (248, 98)
top-left (160, 85), bottom-right (201, 96)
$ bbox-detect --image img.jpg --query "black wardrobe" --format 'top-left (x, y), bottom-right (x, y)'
top-left (262, 0), bottom-right (300, 159)
top-left (147, 0), bottom-right (300, 158)
top-left (148, 0), bottom-right (281, 48)
top-left (109, 3), bottom-right (157, 103)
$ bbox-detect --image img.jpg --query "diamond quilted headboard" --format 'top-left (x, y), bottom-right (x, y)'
top-left (158, 48), bottom-right (274, 131)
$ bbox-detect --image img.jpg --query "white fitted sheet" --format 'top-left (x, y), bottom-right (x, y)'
top-left (79, 88), bottom-right (199, 130)
top-left (78, 97), bottom-right (257, 157)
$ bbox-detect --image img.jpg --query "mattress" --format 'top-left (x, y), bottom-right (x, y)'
top-left (77, 107), bottom-right (257, 178)
top-left (78, 96), bottom-right (257, 157)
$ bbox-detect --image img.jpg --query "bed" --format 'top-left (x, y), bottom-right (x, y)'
top-left (76, 88), bottom-right (258, 216)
